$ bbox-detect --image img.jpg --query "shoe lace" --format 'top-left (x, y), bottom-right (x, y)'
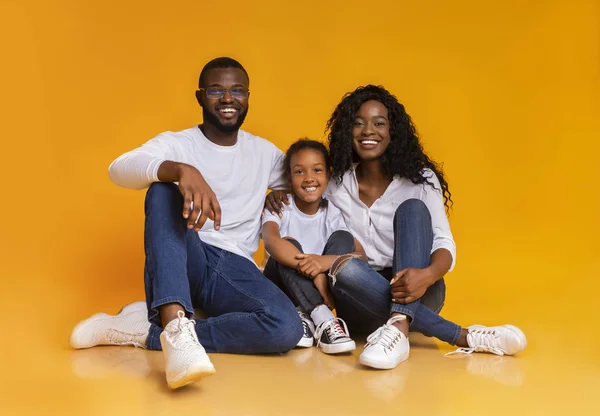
top-left (365, 315), bottom-right (406, 351)
top-left (314, 318), bottom-right (349, 348)
top-left (106, 329), bottom-right (146, 348)
top-left (171, 311), bottom-right (200, 349)
top-left (445, 327), bottom-right (505, 356)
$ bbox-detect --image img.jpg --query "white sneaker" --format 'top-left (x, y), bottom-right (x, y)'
top-left (447, 324), bottom-right (527, 356)
top-left (160, 311), bottom-right (215, 389)
top-left (296, 310), bottom-right (315, 348)
top-left (70, 301), bottom-right (150, 349)
top-left (359, 315), bottom-right (409, 369)
top-left (314, 317), bottom-right (355, 354)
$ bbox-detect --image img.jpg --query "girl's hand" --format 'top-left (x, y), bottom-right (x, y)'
top-left (314, 273), bottom-right (335, 310)
top-left (265, 191), bottom-right (290, 217)
top-left (390, 268), bottom-right (435, 304)
top-left (295, 254), bottom-right (330, 278)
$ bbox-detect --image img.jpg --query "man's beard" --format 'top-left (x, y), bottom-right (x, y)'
top-left (202, 107), bottom-right (249, 134)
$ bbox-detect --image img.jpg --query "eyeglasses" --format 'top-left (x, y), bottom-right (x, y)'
top-left (198, 86), bottom-right (249, 99)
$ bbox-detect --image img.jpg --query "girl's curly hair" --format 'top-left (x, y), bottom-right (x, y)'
top-left (282, 138), bottom-right (331, 184)
top-left (326, 85), bottom-right (452, 211)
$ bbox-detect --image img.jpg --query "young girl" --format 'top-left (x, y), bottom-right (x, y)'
top-left (262, 139), bottom-right (364, 354)
top-left (268, 86), bottom-right (527, 370)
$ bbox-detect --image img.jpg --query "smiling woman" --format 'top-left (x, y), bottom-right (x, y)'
top-left (322, 84), bottom-right (527, 369)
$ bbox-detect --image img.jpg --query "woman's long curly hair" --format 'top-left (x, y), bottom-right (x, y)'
top-left (326, 85), bottom-right (453, 211)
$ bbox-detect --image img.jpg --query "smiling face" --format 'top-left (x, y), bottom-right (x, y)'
top-left (289, 148), bottom-right (329, 204)
top-left (196, 67), bottom-right (249, 134)
top-left (351, 99), bottom-right (391, 161)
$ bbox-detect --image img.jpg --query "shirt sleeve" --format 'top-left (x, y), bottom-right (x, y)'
top-left (267, 147), bottom-right (287, 190)
top-left (421, 170), bottom-right (457, 272)
top-left (108, 132), bottom-right (178, 190)
top-left (261, 206), bottom-right (282, 227)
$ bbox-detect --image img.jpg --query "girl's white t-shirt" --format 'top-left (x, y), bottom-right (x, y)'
top-left (262, 195), bottom-right (349, 255)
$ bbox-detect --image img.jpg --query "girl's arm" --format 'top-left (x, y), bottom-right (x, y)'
top-left (262, 221), bottom-right (303, 270)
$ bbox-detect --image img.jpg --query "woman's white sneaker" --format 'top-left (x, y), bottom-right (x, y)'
top-left (359, 315), bottom-right (409, 369)
top-left (160, 311), bottom-right (216, 389)
top-left (447, 324), bottom-right (527, 356)
top-left (69, 301), bottom-right (150, 349)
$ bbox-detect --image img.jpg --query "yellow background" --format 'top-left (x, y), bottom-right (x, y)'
top-left (0, 0), bottom-right (598, 414)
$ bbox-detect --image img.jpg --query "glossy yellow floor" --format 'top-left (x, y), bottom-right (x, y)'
top-left (1, 0), bottom-right (599, 414)
top-left (1, 288), bottom-right (598, 415)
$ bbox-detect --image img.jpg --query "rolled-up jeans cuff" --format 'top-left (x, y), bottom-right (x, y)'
top-left (450, 324), bottom-right (463, 346)
top-left (148, 296), bottom-right (194, 326)
top-left (390, 303), bottom-right (415, 323)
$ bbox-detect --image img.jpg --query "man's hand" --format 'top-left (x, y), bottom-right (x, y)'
top-left (265, 190), bottom-right (290, 217)
top-left (390, 268), bottom-right (435, 304)
top-left (314, 273), bottom-right (335, 310)
top-left (158, 161), bottom-right (222, 232)
top-left (295, 254), bottom-right (330, 279)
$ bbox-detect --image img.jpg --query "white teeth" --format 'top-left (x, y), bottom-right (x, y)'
top-left (219, 108), bottom-right (237, 113)
top-left (303, 186), bottom-right (317, 192)
top-left (361, 140), bottom-right (378, 145)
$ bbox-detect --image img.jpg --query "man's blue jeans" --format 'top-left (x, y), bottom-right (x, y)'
top-left (143, 183), bottom-right (303, 353)
top-left (330, 199), bottom-right (462, 345)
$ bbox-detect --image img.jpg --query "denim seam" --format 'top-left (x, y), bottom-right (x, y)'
top-left (335, 287), bottom-right (389, 321)
top-left (214, 268), bottom-right (270, 315)
top-left (150, 296), bottom-right (194, 315)
top-left (211, 246), bottom-right (229, 276)
top-left (451, 323), bottom-right (462, 346)
top-left (390, 304), bottom-right (416, 322)
top-left (193, 312), bottom-right (260, 329)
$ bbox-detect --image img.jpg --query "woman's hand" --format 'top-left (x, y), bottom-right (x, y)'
top-left (390, 268), bottom-right (435, 304)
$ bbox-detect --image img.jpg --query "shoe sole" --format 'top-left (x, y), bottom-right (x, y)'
top-left (167, 363), bottom-right (216, 389)
top-left (359, 351), bottom-right (409, 370)
top-left (70, 313), bottom-right (111, 349)
top-left (296, 337), bottom-right (314, 348)
top-left (118, 301), bottom-right (147, 315)
top-left (319, 339), bottom-right (356, 354)
top-left (70, 302), bottom-right (148, 349)
top-left (470, 324), bottom-right (528, 355)
top-left (503, 324), bottom-right (528, 354)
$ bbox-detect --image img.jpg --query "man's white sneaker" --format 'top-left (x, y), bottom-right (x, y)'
top-left (359, 315), bottom-right (409, 369)
top-left (447, 324), bottom-right (527, 356)
top-left (296, 310), bottom-right (315, 348)
top-left (160, 311), bottom-right (215, 389)
top-left (314, 317), bottom-right (355, 354)
top-left (70, 301), bottom-right (150, 349)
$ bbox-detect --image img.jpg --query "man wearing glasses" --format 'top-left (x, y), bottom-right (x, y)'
top-left (69, 57), bottom-right (303, 389)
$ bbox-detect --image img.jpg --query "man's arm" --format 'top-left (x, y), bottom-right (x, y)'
top-left (108, 135), bottom-right (221, 231)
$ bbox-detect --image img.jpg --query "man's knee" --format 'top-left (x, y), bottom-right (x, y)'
top-left (145, 182), bottom-right (182, 214)
top-left (262, 303), bottom-right (303, 353)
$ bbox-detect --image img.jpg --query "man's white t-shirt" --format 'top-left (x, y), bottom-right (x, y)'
top-left (108, 127), bottom-right (286, 263)
top-left (262, 195), bottom-right (349, 255)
